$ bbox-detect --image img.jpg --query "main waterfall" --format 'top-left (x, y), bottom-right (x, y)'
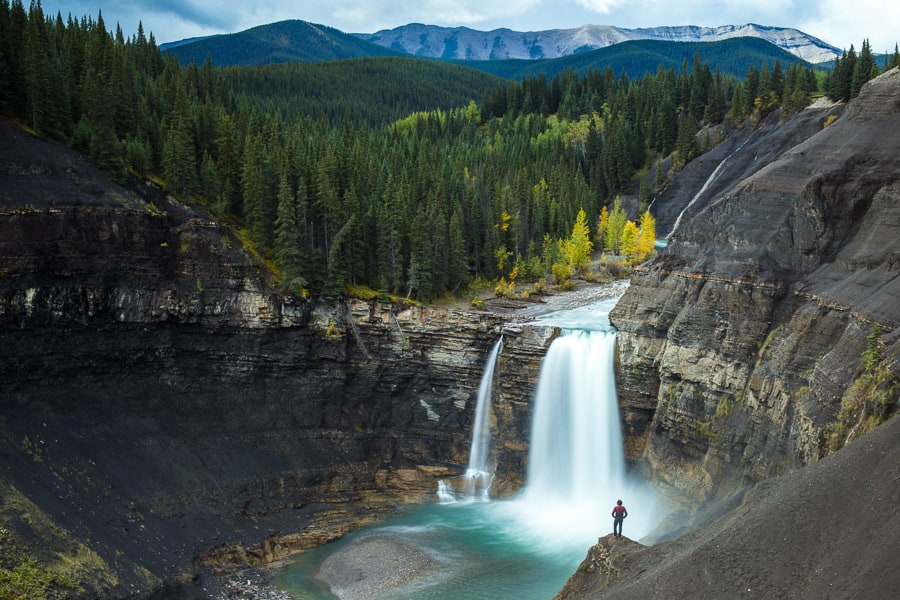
top-left (499, 324), bottom-right (649, 552)
top-left (506, 322), bottom-right (661, 555)
top-left (527, 329), bottom-right (623, 498)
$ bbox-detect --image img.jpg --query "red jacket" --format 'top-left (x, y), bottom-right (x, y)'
top-left (612, 505), bottom-right (627, 519)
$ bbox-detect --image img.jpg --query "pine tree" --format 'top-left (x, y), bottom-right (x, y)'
top-left (703, 70), bottom-right (725, 124)
top-left (447, 208), bottom-right (469, 293)
top-left (831, 45), bottom-right (857, 101)
top-left (888, 44), bottom-right (900, 70)
top-left (675, 111), bottom-right (699, 163)
top-left (323, 215), bottom-right (354, 301)
top-left (744, 66), bottom-right (759, 114)
top-left (274, 173), bottom-right (307, 294)
top-left (215, 112), bottom-right (241, 216)
top-left (407, 206), bottom-right (436, 299)
top-left (687, 54), bottom-right (710, 121)
top-left (7, 0), bottom-right (28, 117)
top-left (241, 133), bottom-right (266, 243)
top-left (23, 0), bottom-right (54, 134)
top-left (0, 0), bottom-right (11, 113)
top-left (638, 171), bottom-right (652, 213)
top-left (771, 59), bottom-right (784, 100)
top-left (161, 78), bottom-right (197, 197)
top-left (728, 81), bottom-right (746, 124)
top-left (852, 39), bottom-right (876, 98)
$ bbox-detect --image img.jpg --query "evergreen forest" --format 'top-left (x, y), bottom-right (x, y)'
top-left (2, 0), bottom-right (897, 302)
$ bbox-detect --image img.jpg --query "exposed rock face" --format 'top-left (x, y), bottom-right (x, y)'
top-left (555, 414), bottom-right (900, 599)
top-left (358, 23), bottom-right (839, 63)
top-left (611, 69), bottom-right (900, 508)
top-left (0, 120), bottom-right (539, 597)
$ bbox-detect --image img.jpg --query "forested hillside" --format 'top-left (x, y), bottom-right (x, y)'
top-left (454, 37), bottom-right (811, 81)
top-left (162, 19), bottom-right (406, 67)
top-left (1, 0), bottom-right (896, 302)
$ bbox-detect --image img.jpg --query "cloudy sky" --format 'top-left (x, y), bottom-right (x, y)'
top-left (39, 0), bottom-right (897, 55)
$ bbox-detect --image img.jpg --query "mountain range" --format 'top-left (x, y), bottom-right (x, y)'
top-left (161, 20), bottom-right (841, 71)
top-left (358, 22), bottom-right (841, 64)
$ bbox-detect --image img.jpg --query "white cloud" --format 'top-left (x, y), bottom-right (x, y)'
top-left (797, 0), bottom-right (899, 52)
top-left (573, 0), bottom-right (627, 14)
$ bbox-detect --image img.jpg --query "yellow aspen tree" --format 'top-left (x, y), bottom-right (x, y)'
top-left (595, 205), bottom-right (609, 249)
top-left (567, 208), bottom-right (594, 274)
top-left (637, 210), bottom-right (657, 261)
top-left (604, 196), bottom-right (627, 255)
top-left (621, 220), bottom-right (639, 263)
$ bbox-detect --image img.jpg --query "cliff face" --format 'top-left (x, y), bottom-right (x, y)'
top-left (611, 69), bottom-right (900, 507)
top-left (0, 121), bottom-right (541, 597)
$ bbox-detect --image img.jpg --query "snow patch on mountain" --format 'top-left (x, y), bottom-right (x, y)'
top-left (357, 23), bottom-right (840, 64)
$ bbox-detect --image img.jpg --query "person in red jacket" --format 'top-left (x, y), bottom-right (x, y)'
top-left (611, 499), bottom-right (628, 538)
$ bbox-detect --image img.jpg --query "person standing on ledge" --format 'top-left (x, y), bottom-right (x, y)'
top-left (612, 499), bottom-right (628, 538)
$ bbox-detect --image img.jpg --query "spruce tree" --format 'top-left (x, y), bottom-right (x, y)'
top-left (852, 39), bottom-right (876, 98)
top-left (23, 0), bottom-right (54, 134)
top-left (675, 112), bottom-right (700, 163)
top-left (161, 78), bottom-right (197, 197)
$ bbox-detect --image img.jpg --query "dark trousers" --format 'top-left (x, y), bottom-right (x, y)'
top-left (613, 517), bottom-right (624, 536)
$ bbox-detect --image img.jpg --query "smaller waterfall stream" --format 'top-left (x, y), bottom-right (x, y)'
top-left (439, 338), bottom-right (503, 502)
top-left (463, 337), bottom-right (502, 498)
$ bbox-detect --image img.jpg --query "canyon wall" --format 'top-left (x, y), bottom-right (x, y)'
top-left (0, 120), bottom-right (550, 597)
top-left (611, 69), bottom-right (900, 510)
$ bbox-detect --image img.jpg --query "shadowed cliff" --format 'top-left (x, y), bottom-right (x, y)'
top-left (611, 68), bottom-right (899, 517)
top-left (0, 120), bottom-right (530, 597)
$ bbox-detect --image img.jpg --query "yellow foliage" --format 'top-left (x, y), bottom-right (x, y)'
top-left (494, 277), bottom-right (516, 298)
top-left (551, 261), bottom-right (572, 284)
top-left (620, 221), bottom-right (639, 263)
top-left (565, 208), bottom-right (593, 273)
top-left (595, 205), bottom-right (609, 248)
top-left (494, 246), bottom-right (512, 272)
top-left (636, 210), bottom-right (657, 261)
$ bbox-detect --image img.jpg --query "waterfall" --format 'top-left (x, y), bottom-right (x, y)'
top-left (437, 302), bottom-right (664, 543)
top-left (509, 327), bottom-right (643, 549)
top-left (438, 338), bottom-right (502, 502)
top-left (525, 329), bottom-right (625, 501)
top-left (667, 137), bottom-right (751, 239)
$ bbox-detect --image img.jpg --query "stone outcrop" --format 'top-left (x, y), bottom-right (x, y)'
top-left (555, 414), bottom-right (900, 599)
top-left (611, 69), bottom-right (900, 509)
